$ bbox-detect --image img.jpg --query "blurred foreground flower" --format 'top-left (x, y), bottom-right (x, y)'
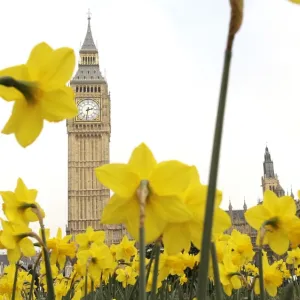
top-left (95, 143), bottom-right (193, 244)
top-left (0, 177), bottom-right (45, 225)
top-left (0, 42), bottom-right (78, 147)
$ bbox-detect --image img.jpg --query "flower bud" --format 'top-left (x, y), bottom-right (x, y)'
top-left (229, 0), bottom-right (244, 37)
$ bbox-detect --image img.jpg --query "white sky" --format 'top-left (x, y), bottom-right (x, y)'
top-left (0, 0), bottom-right (299, 234)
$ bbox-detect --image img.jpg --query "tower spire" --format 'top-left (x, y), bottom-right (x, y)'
top-left (263, 146), bottom-right (275, 178)
top-left (80, 9), bottom-right (97, 52)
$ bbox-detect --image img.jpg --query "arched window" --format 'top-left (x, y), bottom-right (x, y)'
top-left (83, 86), bottom-right (86, 92)
top-left (93, 57), bottom-right (95, 63)
top-left (80, 86), bottom-right (82, 92)
top-left (87, 86), bottom-right (90, 92)
top-left (98, 86), bottom-right (100, 92)
top-left (91, 87), bottom-right (93, 92)
top-left (76, 86), bottom-right (78, 92)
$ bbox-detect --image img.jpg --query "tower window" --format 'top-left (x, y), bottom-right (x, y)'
top-left (84, 87), bottom-right (86, 92)
top-left (76, 86), bottom-right (78, 92)
top-left (93, 57), bottom-right (95, 63)
top-left (88, 71), bottom-right (89, 74)
top-left (87, 86), bottom-right (90, 92)
top-left (98, 87), bottom-right (100, 92)
top-left (84, 76), bottom-right (86, 79)
top-left (80, 87), bottom-right (82, 92)
top-left (91, 87), bottom-right (93, 92)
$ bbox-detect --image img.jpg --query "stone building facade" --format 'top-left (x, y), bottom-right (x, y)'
top-left (66, 14), bottom-right (125, 244)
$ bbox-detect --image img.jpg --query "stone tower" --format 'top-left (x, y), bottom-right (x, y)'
top-left (66, 14), bottom-right (124, 244)
top-left (261, 146), bottom-right (285, 197)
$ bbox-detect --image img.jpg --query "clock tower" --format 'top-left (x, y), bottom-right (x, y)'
top-left (66, 14), bottom-right (124, 244)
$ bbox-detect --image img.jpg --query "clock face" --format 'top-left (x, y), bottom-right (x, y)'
top-left (77, 99), bottom-right (100, 121)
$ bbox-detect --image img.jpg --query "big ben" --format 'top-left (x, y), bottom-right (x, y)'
top-left (66, 13), bottom-right (124, 244)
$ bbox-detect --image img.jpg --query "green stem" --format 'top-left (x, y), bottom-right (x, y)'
top-left (84, 273), bottom-right (88, 297)
top-left (0, 76), bottom-right (35, 101)
top-left (258, 248), bottom-right (265, 300)
top-left (139, 227), bottom-right (146, 300)
top-left (11, 262), bottom-right (19, 300)
top-left (145, 244), bottom-right (155, 284)
top-left (210, 242), bottom-right (222, 300)
top-left (150, 241), bottom-right (161, 299)
top-left (37, 214), bottom-right (55, 299)
top-left (28, 252), bottom-right (42, 300)
top-left (197, 48), bottom-right (232, 300)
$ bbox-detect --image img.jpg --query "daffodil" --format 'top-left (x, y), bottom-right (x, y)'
top-left (75, 226), bottom-right (105, 251)
top-left (95, 143), bottom-right (193, 244)
top-left (0, 178), bottom-right (44, 225)
top-left (0, 42), bottom-right (78, 147)
top-left (115, 266), bottom-right (138, 288)
top-left (162, 167), bottom-right (231, 254)
top-left (245, 190), bottom-right (297, 255)
top-left (115, 235), bottom-right (137, 263)
top-left (47, 228), bottom-right (76, 269)
top-left (0, 219), bottom-right (36, 263)
top-left (289, 0), bottom-right (300, 4)
top-left (254, 251), bottom-right (283, 297)
top-left (218, 251), bottom-right (242, 296)
top-left (228, 229), bottom-right (255, 266)
top-left (286, 247), bottom-right (300, 268)
top-left (77, 243), bottom-right (115, 281)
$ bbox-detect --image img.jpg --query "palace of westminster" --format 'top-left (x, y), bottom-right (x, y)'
top-left (0, 14), bottom-right (298, 272)
top-left (65, 14), bottom-right (300, 246)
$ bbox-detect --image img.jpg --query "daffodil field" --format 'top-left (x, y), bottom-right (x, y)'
top-left (1, 0), bottom-right (300, 299)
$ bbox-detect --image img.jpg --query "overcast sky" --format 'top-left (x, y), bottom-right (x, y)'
top-left (0, 0), bottom-right (299, 234)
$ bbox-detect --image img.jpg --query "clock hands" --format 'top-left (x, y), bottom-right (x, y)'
top-left (85, 107), bottom-right (93, 120)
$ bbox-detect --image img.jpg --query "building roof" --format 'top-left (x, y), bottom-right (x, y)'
top-left (80, 16), bottom-right (97, 52)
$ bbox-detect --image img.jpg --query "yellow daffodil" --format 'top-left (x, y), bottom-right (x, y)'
top-left (245, 190), bottom-right (297, 255)
top-left (228, 229), bottom-right (255, 267)
top-left (218, 251), bottom-right (242, 296)
top-left (289, 0), bottom-right (300, 4)
top-left (75, 226), bottom-right (105, 251)
top-left (286, 247), bottom-right (300, 268)
top-left (162, 167), bottom-right (231, 254)
top-left (115, 235), bottom-right (137, 263)
top-left (47, 228), bottom-right (76, 269)
top-left (77, 243), bottom-right (115, 281)
top-left (0, 42), bottom-right (78, 147)
top-left (0, 219), bottom-right (35, 263)
top-left (254, 252), bottom-right (283, 297)
top-left (179, 274), bottom-right (188, 285)
top-left (115, 266), bottom-right (138, 288)
top-left (95, 143), bottom-right (192, 244)
top-left (0, 178), bottom-right (45, 225)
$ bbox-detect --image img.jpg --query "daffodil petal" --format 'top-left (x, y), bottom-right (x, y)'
top-left (2, 99), bottom-right (43, 147)
top-left (26, 42), bottom-right (54, 80)
top-left (95, 164), bottom-right (140, 198)
top-left (150, 160), bottom-right (192, 196)
top-left (41, 47), bottom-right (76, 90)
top-left (244, 205), bottom-right (271, 230)
top-left (128, 143), bottom-right (157, 179)
top-left (20, 237), bottom-right (36, 257)
top-left (213, 208), bottom-right (231, 234)
top-left (41, 87), bottom-right (78, 121)
top-left (267, 230), bottom-right (289, 255)
top-left (101, 194), bottom-right (130, 224)
top-left (230, 275), bottom-right (241, 289)
top-left (163, 222), bottom-right (191, 254)
top-left (7, 247), bottom-right (21, 264)
top-left (151, 195), bottom-right (191, 223)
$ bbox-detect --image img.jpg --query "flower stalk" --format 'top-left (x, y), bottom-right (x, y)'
top-left (258, 227), bottom-right (266, 300)
top-left (197, 1), bottom-right (243, 299)
top-left (32, 206), bottom-right (55, 299)
top-left (28, 252), bottom-right (42, 300)
top-left (210, 242), bottom-right (222, 300)
top-left (137, 180), bottom-right (149, 300)
top-left (11, 262), bottom-right (19, 300)
top-left (151, 240), bottom-right (161, 299)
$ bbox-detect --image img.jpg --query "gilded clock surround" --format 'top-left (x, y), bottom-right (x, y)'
top-left (66, 15), bottom-right (125, 245)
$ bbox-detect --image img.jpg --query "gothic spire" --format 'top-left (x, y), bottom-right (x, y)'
top-left (263, 146), bottom-right (275, 178)
top-left (243, 197), bottom-right (247, 211)
top-left (80, 9), bottom-right (97, 52)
